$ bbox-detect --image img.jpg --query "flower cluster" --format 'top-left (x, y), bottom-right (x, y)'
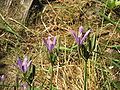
top-left (17, 56), bottom-right (32, 73)
top-left (43, 36), bottom-right (56, 52)
top-left (42, 26), bottom-right (91, 52)
top-left (70, 26), bottom-right (91, 45)
top-left (13, 26), bottom-right (91, 90)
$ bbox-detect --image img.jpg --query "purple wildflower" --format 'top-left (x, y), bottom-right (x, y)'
top-left (70, 26), bottom-right (91, 45)
top-left (43, 36), bottom-right (56, 52)
top-left (17, 56), bottom-right (32, 73)
top-left (0, 75), bottom-right (5, 81)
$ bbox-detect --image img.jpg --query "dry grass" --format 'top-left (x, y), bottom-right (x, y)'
top-left (0, 0), bottom-right (120, 90)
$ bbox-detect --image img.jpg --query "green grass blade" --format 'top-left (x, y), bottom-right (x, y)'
top-left (112, 59), bottom-right (120, 68)
top-left (108, 45), bottom-right (120, 49)
top-left (0, 13), bottom-right (21, 38)
top-left (99, 12), bottom-right (120, 31)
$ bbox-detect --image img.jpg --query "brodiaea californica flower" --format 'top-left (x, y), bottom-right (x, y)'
top-left (17, 56), bottom-right (32, 73)
top-left (70, 26), bottom-right (91, 45)
top-left (43, 36), bottom-right (56, 52)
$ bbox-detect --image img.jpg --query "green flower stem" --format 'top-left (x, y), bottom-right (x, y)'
top-left (84, 61), bottom-right (87, 90)
top-left (49, 53), bottom-right (54, 90)
top-left (16, 74), bottom-right (19, 90)
top-left (50, 63), bottom-right (54, 90)
top-left (77, 45), bottom-right (88, 90)
top-left (77, 45), bottom-right (87, 61)
top-left (77, 45), bottom-right (81, 59)
top-left (23, 73), bottom-right (32, 90)
top-left (30, 85), bottom-right (32, 90)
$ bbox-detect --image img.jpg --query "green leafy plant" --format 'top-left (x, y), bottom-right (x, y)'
top-left (0, 13), bottom-right (21, 38)
top-left (43, 35), bottom-right (57, 90)
top-left (106, 0), bottom-right (120, 9)
top-left (70, 26), bottom-right (92, 90)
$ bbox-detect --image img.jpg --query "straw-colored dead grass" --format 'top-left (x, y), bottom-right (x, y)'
top-left (0, 0), bottom-right (120, 90)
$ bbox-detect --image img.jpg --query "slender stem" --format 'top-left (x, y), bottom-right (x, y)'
top-left (50, 63), bottom-right (54, 90)
top-left (33, 82), bottom-right (34, 90)
top-left (78, 45), bottom-right (88, 90)
top-left (78, 45), bottom-right (87, 61)
top-left (49, 52), bottom-right (55, 90)
top-left (16, 74), bottom-right (19, 90)
top-left (84, 61), bottom-right (87, 90)
top-left (23, 73), bottom-right (32, 90)
top-left (30, 85), bottom-right (32, 90)
top-left (77, 45), bottom-right (81, 59)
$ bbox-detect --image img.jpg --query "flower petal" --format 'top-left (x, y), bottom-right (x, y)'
top-left (22, 56), bottom-right (28, 72)
top-left (48, 36), bottom-right (56, 52)
top-left (17, 57), bottom-right (22, 69)
top-left (69, 30), bottom-right (79, 43)
top-left (0, 75), bottom-right (5, 81)
top-left (79, 26), bottom-right (84, 34)
top-left (43, 36), bottom-right (56, 52)
top-left (22, 66), bottom-right (27, 72)
top-left (80, 29), bottom-right (91, 44)
top-left (47, 36), bottom-right (52, 51)
top-left (78, 26), bottom-right (84, 39)
top-left (27, 60), bottom-right (32, 69)
top-left (22, 56), bottom-right (28, 66)
top-left (49, 43), bottom-right (54, 52)
top-left (53, 36), bottom-right (56, 45)
top-left (47, 36), bottom-right (52, 45)
top-left (43, 38), bottom-right (49, 49)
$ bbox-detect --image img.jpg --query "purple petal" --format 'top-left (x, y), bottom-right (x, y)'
top-left (22, 56), bottom-right (28, 66)
top-left (27, 60), bottom-right (32, 69)
top-left (53, 36), bottom-right (56, 45)
top-left (80, 29), bottom-right (91, 44)
top-left (22, 56), bottom-right (28, 72)
top-left (47, 36), bottom-right (52, 46)
top-left (49, 43), bottom-right (54, 52)
top-left (22, 66), bottom-right (27, 72)
top-left (47, 36), bottom-right (52, 51)
top-left (43, 36), bottom-right (56, 52)
top-left (78, 26), bottom-right (84, 40)
top-left (43, 38), bottom-right (49, 49)
top-left (48, 36), bottom-right (56, 52)
top-left (69, 30), bottom-right (79, 43)
top-left (17, 58), bottom-right (22, 69)
top-left (0, 75), bottom-right (5, 81)
top-left (79, 26), bottom-right (84, 33)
